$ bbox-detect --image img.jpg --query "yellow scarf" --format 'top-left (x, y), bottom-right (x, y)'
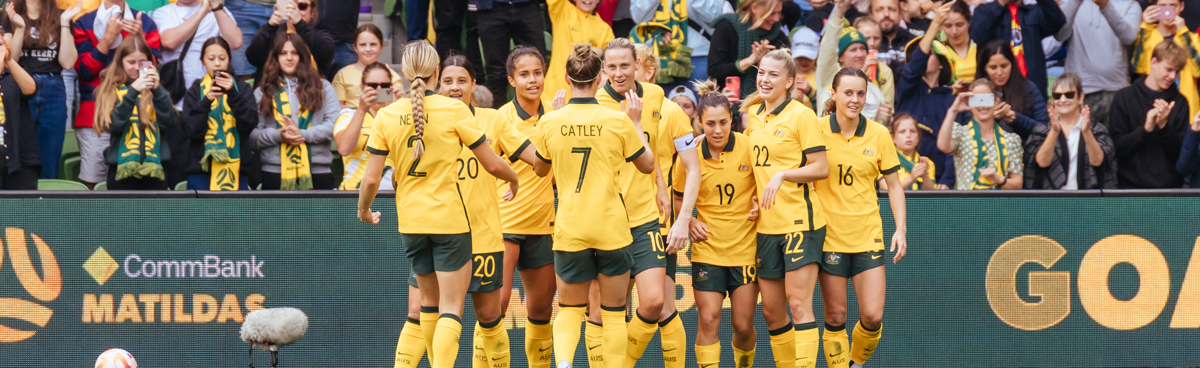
top-left (114, 85), bottom-right (164, 181)
top-left (201, 74), bottom-right (241, 191)
top-left (274, 84), bottom-right (313, 190)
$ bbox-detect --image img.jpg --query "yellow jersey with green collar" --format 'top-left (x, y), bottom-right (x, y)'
top-left (496, 98), bottom-right (556, 235)
top-left (534, 97), bottom-right (645, 252)
top-left (672, 133), bottom-right (756, 267)
top-left (657, 98), bottom-right (700, 230)
top-left (334, 109), bottom-right (401, 190)
top-left (460, 105), bottom-right (533, 254)
top-left (596, 81), bottom-right (665, 227)
top-left (744, 98), bottom-right (827, 234)
top-left (545, 0), bottom-right (615, 101)
top-left (367, 92), bottom-right (487, 234)
top-left (814, 115), bottom-right (901, 253)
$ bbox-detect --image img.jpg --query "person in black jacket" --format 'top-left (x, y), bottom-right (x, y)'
top-left (708, 0), bottom-right (791, 99)
top-left (1109, 40), bottom-right (1190, 188)
top-left (94, 37), bottom-right (180, 190)
top-left (246, 0), bottom-right (335, 82)
top-left (183, 37), bottom-right (257, 191)
top-left (0, 36), bottom-right (40, 189)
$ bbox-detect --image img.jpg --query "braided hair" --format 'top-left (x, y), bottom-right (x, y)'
top-left (401, 41), bottom-right (440, 160)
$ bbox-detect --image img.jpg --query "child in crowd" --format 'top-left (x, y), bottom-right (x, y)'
top-left (882, 113), bottom-right (936, 190)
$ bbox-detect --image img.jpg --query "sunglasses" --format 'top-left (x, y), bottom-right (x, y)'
top-left (365, 82), bottom-right (392, 89)
top-left (1051, 91), bottom-right (1078, 100)
top-left (297, 2), bottom-right (309, 10)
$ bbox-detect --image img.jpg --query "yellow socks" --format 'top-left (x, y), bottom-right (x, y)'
top-left (552, 305), bottom-right (585, 367)
top-left (733, 344), bottom-right (755, 368)
top-left (794, 322), bottom-right (819, 368)
top-left (584, 320), bottom-right (604, 368)
top-left (419, 307), bottom-right (439, 363)
top-left (695, 342), bottom-right (720, 368)
top-left (479, 317), bottom-right (511, 368)
top-left (525, 318), bottom-right (554, 368)
top-left (624, 311), bottom-right (657, 367)
top-left (849, 321), bottom-right (882, 366)
top-left (659, 312), bottom-right (686, 368)
top-left (394, 318), bottom-right (425, 368)
top-left (473, 324), bottom-right (488, 368)
top-left (431, 315), bottom-right (464, 368)
top-left (822, 323), bottom-right (850, 368)
top-left (767, 323), bottom-right (795, 368)
top-left (600, 306), bottom-right (628, 368)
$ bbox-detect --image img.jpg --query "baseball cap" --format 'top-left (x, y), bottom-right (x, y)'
top-left (791, 27), bottom-right (820, 60)
top-left (667, 85), bottom-right (697, 106)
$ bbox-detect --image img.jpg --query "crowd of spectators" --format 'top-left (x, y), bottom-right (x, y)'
top-left (2, 0), bottom-right (1200, 191)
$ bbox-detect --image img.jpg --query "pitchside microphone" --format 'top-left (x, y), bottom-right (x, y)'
top-left (241, 307), bottom-right (308, 368)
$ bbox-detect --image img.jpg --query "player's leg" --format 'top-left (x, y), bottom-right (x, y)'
top-left (849, 262), bottom-right (886, 368)
top-left (692, 264), bottom-right (726, 368)
top-left (516, 235), bottom-right (558, 368)
top-left (625, 222), bottom-right (666, 367)
top-left (785, 229), bottom-right (825, 368)
top-left (395, 283), bottom-right (426, 368)
top-left (430, 234), bottom-right (474, 368)
top-left (818, 269), bottom-right (850, 368)
top-left (756, 233), bottom-right (795, 368)
top-left (728, 271), bottom-right (759, 368)
top-left (552, 250), bottom-right (597, 368)
top-left (585, 280), bottom-right (604, 368)
top-left (657, 252), bottom-right (685, 368)
top-left (596, 247), bottom-right (634, 368)
top-left (471, 252), bottom-right (510, 368)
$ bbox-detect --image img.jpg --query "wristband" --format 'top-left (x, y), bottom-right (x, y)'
top-left (212, 3), bottom-right (225, 12)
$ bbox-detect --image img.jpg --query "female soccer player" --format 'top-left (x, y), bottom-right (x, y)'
top-left (495, 45), bottom-right (560, 368)
top-left (356, 40), bottom-right (518, 368)
top-left (814, 67), bottom-right (908, 368)
top-left (676, 80), bottom-right (761, 368)
top-left (537, 43), bottom-right (655, 368)
top-left (742, 48), bottom-right (829, 368)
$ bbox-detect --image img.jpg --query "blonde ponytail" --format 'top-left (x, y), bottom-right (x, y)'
top-left (401, 41), bottom-right (440, 160)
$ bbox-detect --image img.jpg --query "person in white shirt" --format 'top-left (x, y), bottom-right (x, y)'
top-left (153, 0), bottom-right (242, 110)
top-left (1022, 73), bottom-right (1117, 189)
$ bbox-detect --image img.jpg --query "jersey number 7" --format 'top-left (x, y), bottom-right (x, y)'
top-left (571, 147), bottom-right (592, 193)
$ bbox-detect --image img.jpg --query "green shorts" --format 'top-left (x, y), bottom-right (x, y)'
top-left (554, 247), bottom-right (634, 284)
top-left (628, 221), bottom-right (666, 277)
top-left (692, 262), bottom-right (756, 295)
top-left (408, 274), bottom-right (418, 288)
top-left (469, 252), bottom-right (504, 293)
top-left (820, 250), bottom-right (885, 278)
top-left (755, 227), bottom-right (826, 279)
top-left (503, 234), bottom-right (554, 270)
top-left (404, 233), bottom-right (473, 275)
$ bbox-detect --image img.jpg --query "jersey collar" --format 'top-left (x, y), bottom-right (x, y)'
top-left (756, 97), bottom-right (792, 116)
top-left (829, 115), bottom-right (868, 137)
top-left (513, 97), bottom-right (545, 120)
top-left (701, 134), bottom-right (736, 159)
top-left (469, 104), bottom-right (476, 116)
top-left (424, 90), bottom-right (437, 97)
top-left (568, 97), bottom-right (599, 105)
top-left (603, 81), bottom-right (645, 102)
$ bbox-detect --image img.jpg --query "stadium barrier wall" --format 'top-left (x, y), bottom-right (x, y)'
top-left (0, 190), bottom-right (1198, 367)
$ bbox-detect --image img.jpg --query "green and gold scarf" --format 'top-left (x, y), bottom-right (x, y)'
top-left (968, 119), bottom-right (1007, 190)
top-left (630, 0), bottom-right (692, 83)
top-left (274, 86), bottom-right (313, 190)
top-left (897, 151), bottom-right (926, 190)
top-left (200, 74), bottom-right (241, 191)
top-left (115, 85), bottom-right (164, 181)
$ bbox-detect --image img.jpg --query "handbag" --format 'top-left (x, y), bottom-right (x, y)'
top-left (159, 32), bottom-right (195, 104)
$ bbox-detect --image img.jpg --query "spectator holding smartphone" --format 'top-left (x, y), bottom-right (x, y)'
top-left (0, 35), bottom-right (42, 189)
top-left (182, 37), bottom-right (256, 190)
top-left (975, 40), bottom-right (1049, 139)
top-left (1130, 0), bottom-right (1200, 120)
top-left (970, 0), bottom-right (1066, 101)
top-left (333, 62), bottom-right (401, 190)
top-left (936, 79), bottom-right (1024, 190)
top-left (94, 37), bottom-right (178, 190)
top-left (246, 0), bottom-right (335, 81)
top-left (332, 24), bottom-right (402, 109)
top-left (1110, 40), bottom-right (1190, 188)
top-left (1023, 73), bottom-right (1117, 189)
top-left (2, 0), bottom-right (82, 180)
top-left (72, 0), bottom-right (161, 188)
top-left (708, 0), bottom-right (790, 99)
top-left (152, 0), bottom-right (242, 110)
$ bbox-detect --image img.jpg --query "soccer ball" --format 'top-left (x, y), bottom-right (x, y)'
top-left (95, 348), bottom-right (138, 368)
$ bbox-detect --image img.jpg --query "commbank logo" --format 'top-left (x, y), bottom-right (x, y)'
top-left (0, 227), bottom-right (62, 343)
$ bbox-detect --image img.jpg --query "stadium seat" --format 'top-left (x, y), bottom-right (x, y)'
top-left (62, 129), bottom-right (79, 157)
top-left (38, 179), bottom-right (89, 191)
top-left (174, 181), bottom-right (188, 191)
top-left (93, 181), bottom-right (108, 191)
top-left (545, 31), bottom-right (552, 52)
top-left (330, 150), bottom-right (344, 189)
top-left (60, 156), bottom-right (81, 181)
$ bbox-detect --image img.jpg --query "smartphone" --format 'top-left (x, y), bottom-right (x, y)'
top-left (138, 61), bottom-right (154, 77)
top-left (376, 88), bottom-right (394, 103)
top-left (969, 93), bottom-right (995, 108)
top-left (725, 76), bottom-right (740, 95)
top-left (1161, 5), bottom-right (1176, 21)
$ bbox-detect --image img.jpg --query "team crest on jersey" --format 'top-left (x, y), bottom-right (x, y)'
top-left (652, 110), bottom-right (661, 119)
top-left (738, 164), bottom-right (750, 171)
top-left (697, 268), bottom-right (709, 282)
top-left (774, 130), bottom-right (785, 137)
top-left (862, 149), bottom-right (874, 155)
top-left (826, 253), bottom-right (842, 265)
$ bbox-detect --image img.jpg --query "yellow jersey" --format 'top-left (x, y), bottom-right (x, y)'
top-left (596, 81), bottom-right (664, 227)
top-left (672, 133), bottom-right (757, 267)
top-left (533, 97), bottom-right (645, 252)
top-left (334, 109), bottom-right (400, 190)
top-left (813, 115), bottom-right (900, 253)
top-left (657, 98), bottom-right (700, 229)
top-left (496, 98), bottom-right (556, 235)
top-left (1132, 24), bottom-right (1200, 119)
top-left (744, 98), bottom-right (827, 234)
top-left (545, 0), bottom-right (615, 101)
top-left (931, 40), bottom-right (976, 83)
top-left (367, 91), bottom-right (486, 234)
top-left (460, 106), bottom-right (533, 254)
top-left (331, 64), bottom-right (406, 109)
